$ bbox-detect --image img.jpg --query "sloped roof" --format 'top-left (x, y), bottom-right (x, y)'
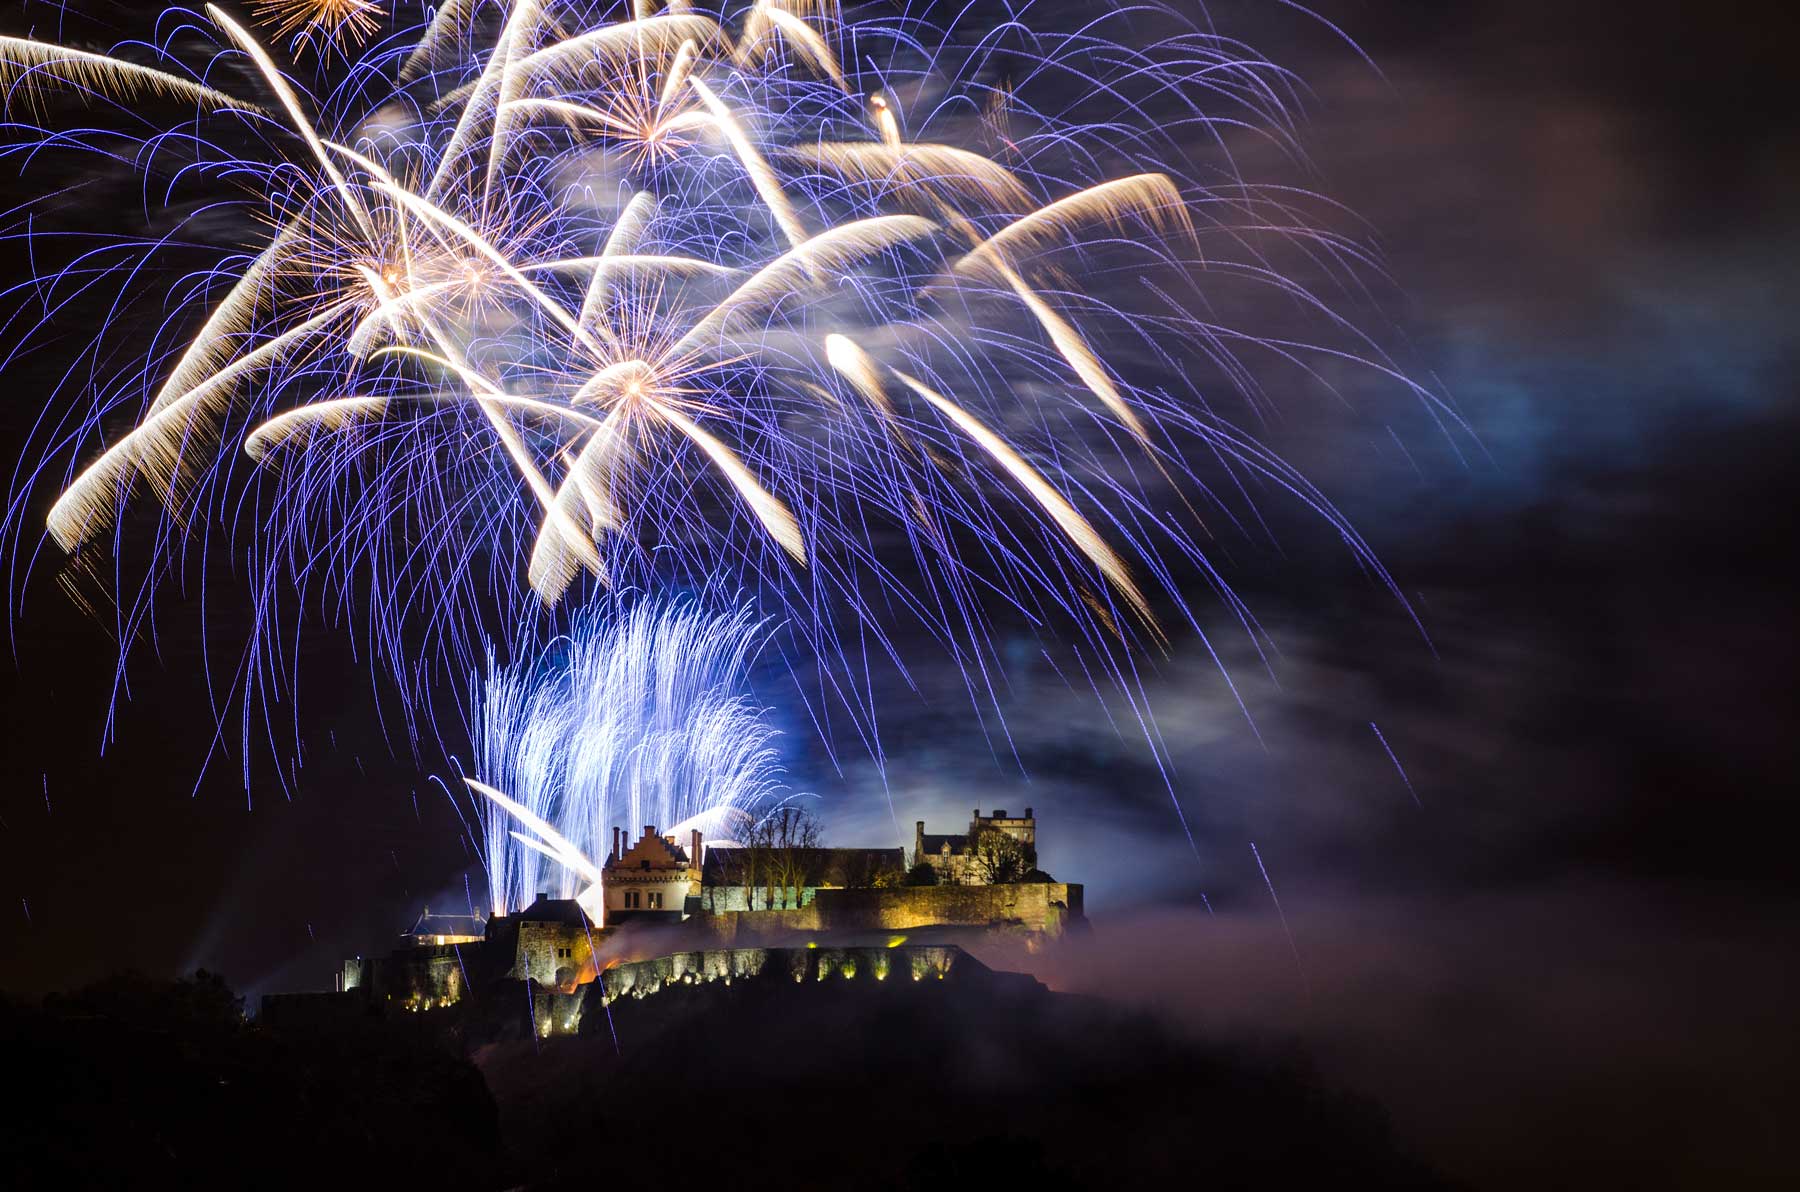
top-left (702, 846), bottom-right (906, 888)
top-left (514, 897), bottom-right (591, 926)
top-left (920, 833), bottom-right (970, 856)
top-left (405, 910), bottom-right (487, 938)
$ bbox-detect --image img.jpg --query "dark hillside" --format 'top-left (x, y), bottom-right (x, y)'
top-left (480, 963), bottom-right (1445, 1190)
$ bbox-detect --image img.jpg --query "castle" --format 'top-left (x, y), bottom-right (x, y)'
top-left (299, 809), bottom-right (1082, 1029)
top-left (915, 807), bottom-right (1039, 884)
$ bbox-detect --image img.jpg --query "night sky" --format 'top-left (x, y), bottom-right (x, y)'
top-left (2, 1), bottom-right (1796, 1186)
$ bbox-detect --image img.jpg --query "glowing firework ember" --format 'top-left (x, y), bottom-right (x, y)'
top-left (2, 2), bottom-right (1450, 780)
top-left (463, 597), bottom-right (781, 916)
top-left (252, 0), bottom-right (383, 55)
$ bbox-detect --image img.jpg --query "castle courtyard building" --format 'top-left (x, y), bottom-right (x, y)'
top-left (601, 825), bottom-right (702, 923)
top-left (914, 808), bottom-right (1037, 884)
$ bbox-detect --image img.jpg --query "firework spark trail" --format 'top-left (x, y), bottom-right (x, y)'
top-left (1250, 840), bottom-right (1307, 990)
top-left (1370, 720), bottom-right (1421, 807)
top-left (0, 1), bottom-right (1459, 800)
top-left (251, 0), bottom-right (382, 57)
top-left (596, 965), bottom-right (621, 1052)
top-left (452, 942), bottom-right (471, 1000)
top-left (579, 915), bottom-right (622, 1054)
top-left (467, 596), bottom-right (780, 916)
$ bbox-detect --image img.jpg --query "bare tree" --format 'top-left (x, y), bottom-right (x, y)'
top-left (761, 805), bottom-right (822, 909)
top-left (731, 821), bottom-right (770, 911)
top-left (967, 826), bottom-right (1033, 885)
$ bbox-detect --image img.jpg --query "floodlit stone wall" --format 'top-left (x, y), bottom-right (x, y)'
top-left (512, 922), bottom-right (596, 989)
top-left (598, 944), bottom-right (963, 1004)
top-left (811, 883), bottom-right (1082, 934)
top-left (681, 883), bottom-right (1083, 944)
top-left (339, 944), bottom-right (474, 1009)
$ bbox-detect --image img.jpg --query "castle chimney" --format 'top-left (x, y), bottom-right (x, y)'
top-left (644, 825), bottom-right (655, 842)
top-left (691, 829), bottom-right (702, 870)
top-left (611, 826), bottom-right (621, 861)
top-left (1024, 807), bottom-right (1033, 820)
top-left (994, 809), bottom-right (1008, 819)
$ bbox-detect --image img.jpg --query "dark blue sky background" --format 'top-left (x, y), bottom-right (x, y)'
top-left (0, 2), bottom-right (1795, 1184)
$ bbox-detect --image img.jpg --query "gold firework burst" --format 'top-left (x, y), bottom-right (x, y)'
top-left (250, 0), bottom-right (382, 55)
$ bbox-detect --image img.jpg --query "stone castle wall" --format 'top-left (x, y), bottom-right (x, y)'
top-left (340, 943), bottom-right (474, 1009)
top-left (684, 882), bottom-right (1083, 944)
top-left (598, 944), bottom-right (966, 1004)
top-left (323, 884), bottom-right (1079, 1018)
top-left (814, 883), bottom-right (1082, 934)
top-left (512, 922), bottom-right (597, 988)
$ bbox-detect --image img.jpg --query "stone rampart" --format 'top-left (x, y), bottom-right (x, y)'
top-left (679, 882), bottom-right (1082, 945)
top-left (812, 882), bottom-right (1083, 934)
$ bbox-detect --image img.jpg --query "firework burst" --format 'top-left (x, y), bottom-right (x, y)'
top-left (1, 2), bottom-right (1457, 793)
top-left (252, 0), bottom-right (383, 56)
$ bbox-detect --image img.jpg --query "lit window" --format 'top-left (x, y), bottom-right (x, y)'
top-left (648, 891), bottom-right (663, 910)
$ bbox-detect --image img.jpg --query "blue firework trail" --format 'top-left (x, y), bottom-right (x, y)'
top-left (0, 3), bottom-right (1455, 844)
top-left (462, 595), bottom-right (779, 915)
top-left (1370, 719), bottom-right (1421, 807)
top-left (1250, 839), bottom-right (1305, 989)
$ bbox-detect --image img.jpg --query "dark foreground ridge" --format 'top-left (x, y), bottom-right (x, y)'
top-left (4, 962), bottom-right (1445, 1190)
